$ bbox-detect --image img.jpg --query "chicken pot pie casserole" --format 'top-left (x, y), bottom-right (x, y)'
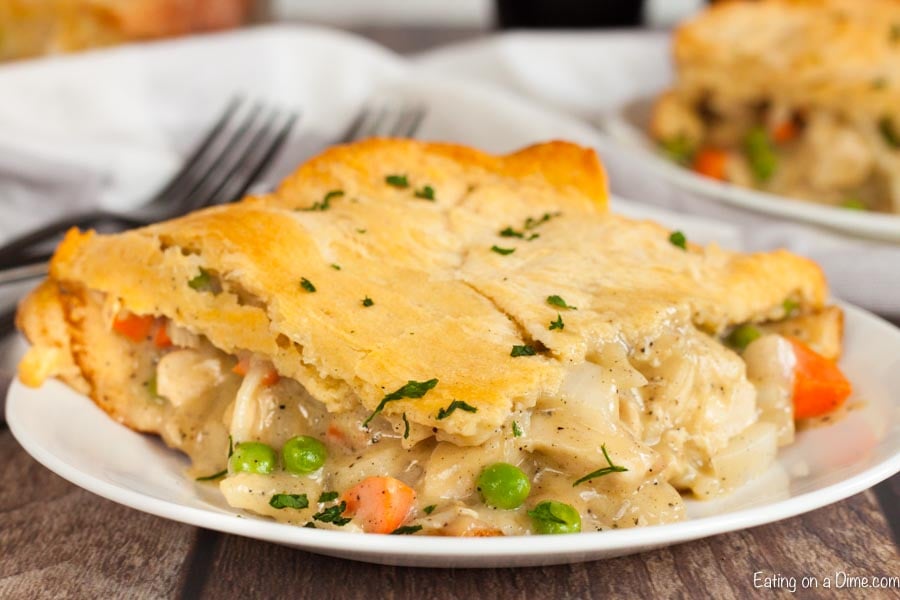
top-left (651, 0), bottom-right (900, 214)
top-left (16, 138), bottom-right (852, 536)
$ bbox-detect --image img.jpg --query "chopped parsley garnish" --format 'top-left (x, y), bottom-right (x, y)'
top-left (188, 268), bottom-right (213, 291)
top-left (300, 277), bottom-right (316, 292)
top-left (879, 117), bottom-right (900, 149)
top-left (302, 189), bottom-right (344, 211)
top-left (318, 491), bottom-right (339, 503)
top-left (423, 505), bottom-right (436, 515)
top-left (436, 400), bottom-right (478, 420)
top-left (510, 344), bottom-right (536, 357)
top-left (524, 212), bottom-right (560, 230)
top-left (227, 435), bottom-right (234, 458)
top-left (390, 525), bottom-right (423, 535)
top-left (269, 493), bottom-right (310, 510)
top-left (356, 228), bottom-right (367, 234)
top-left (195, 469), bottom-right (227, 481)
top-left (668, 230), bottom-right (687, 250)
top-left (414, 185), bottom-right (435, 201)
top-left (303, 522), bottom-right (317, 528)
top-left (549, 313), bottom-right (564, 331)
top-left (363, 378), bottom-right (439, 427)
top-left (313, 501), bottom-right (351, 525)
top-left (491, 245), bottom-right (516, 255)
top-left (402, 412), bottom-right (410, 439)
top-left (386, 174), bottom-right (409, 188)
top-left (526, 502), bottom-right (568, 525)
top-left (362, 296), bottom-right (374, 307)
top-left (512, 421), bottom-right (523, 437)
top-left (660, 135), bottom-right (695, 166)
top-left (573, 444), bottom-right (628, 486)
top-left (782, 298), bottom-right (800, 316)
top-left (547, 295), bottom-right (577, 310)
top-left (331, 264), bottom-right (342, 271)
top-left (498, 213), bottom-right (559, 240)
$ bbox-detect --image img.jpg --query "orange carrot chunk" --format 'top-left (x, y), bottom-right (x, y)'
top-left (260, 369), bottom-right (279, 387)
top-left (153, 321), bottom-right (172, 348)
top-left (692, 148), bottom-right (729, 181)
top-left (772, 120), bottom-right (798, 144)
top-left (112, 314), bottom-right (154, 343)
top-left (342, 476), bottom-right (417, 534)
top-left (232, 356), bottom-right (278, 386)
top-left (232, 356), bottom-right (250, 376)
top-left (788, 337), bottom-right (852, 419)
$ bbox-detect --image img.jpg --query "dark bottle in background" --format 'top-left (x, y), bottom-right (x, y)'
top-left (496, 0), bottom-right (646, 29)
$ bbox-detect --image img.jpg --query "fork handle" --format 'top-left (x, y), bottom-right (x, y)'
top-left (0, 211), bottom-right (141, 269)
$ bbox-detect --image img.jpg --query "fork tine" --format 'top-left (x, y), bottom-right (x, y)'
top-left (395, 104), bottom-right (427, 138)
top-left (205, 110), bottom-right (299, 206)
top-left (345, 105), bottom-right (389, 142)
top-left (147, 97), bottom-right (243, 205)
top-left (174, 102), bottom-right (267, 212)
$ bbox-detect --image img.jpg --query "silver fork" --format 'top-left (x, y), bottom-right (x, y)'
top-left (0, 100), bottom-right (428, 336)
top-left (0, 97), bottom-right (299, 269)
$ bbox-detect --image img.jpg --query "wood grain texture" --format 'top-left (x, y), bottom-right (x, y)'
top-left (197, 487), bottom-right (899, 600)
top-left (1, 426), bottom-right (898, 599)
top-left (0, 429), bottom-right (196, 600)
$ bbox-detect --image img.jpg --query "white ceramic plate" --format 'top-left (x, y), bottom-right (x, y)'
top-left (8, 301), bottom-right (900, 567)
top-left (603, 97), bottom-right (900, 242)
top-left (4, 27), bottom-right (900, 568)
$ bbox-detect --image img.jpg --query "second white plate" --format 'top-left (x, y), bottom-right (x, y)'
top-left (603, 97), bottom-right (900, 242)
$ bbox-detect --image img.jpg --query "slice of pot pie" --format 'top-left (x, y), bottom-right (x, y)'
top-left (16, 138), bottom-right (851, 536)
top-left (651, 0), bottom-right (900, 213)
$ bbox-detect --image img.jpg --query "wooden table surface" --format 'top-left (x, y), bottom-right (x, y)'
top-left (2, 25), bottom-right (899, 600)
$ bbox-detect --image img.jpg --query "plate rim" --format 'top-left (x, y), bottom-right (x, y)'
top-left (7, 301), bottom-right (900, 562)
top-left (602, 100), bottom-right (900, 243)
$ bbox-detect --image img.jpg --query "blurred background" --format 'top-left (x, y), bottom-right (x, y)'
top-left (0, 0), bottom-right (709, 60)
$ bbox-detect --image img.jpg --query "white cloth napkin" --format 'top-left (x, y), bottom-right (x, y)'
top-left (415, 32), bottom-right (900, 317)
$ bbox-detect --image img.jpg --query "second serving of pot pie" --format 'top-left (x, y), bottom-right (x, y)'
top-left (16, 138), bottom-right (852, 536)
top-left (651, 0), bottom-right (900, 214)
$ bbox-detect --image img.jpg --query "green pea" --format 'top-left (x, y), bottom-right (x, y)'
top-left (282, 435), bottom-right (327, 474)
top-left (841, 198), bottom-right (867, 211)
top-left (744, 127), bottom-right (777, 183)
top-left (528, 501), bottom-right (582, 534)
top-left (477, 462), bottom-right (531, 509)
top-left (726, 324), bottom-right (762, 352)
top-left (228, 442), bottom-right (276, 474)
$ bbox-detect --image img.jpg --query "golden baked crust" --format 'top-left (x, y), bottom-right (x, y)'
top-left (650, 0), bottom-right (900, 213)
top-left (0, 0), bottom-right (252, 61)
top-left (17, 138), bottom-right (830, 445)
top-left (669, 0), bottom-right (900, 121)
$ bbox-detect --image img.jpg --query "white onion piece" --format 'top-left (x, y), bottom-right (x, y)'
top-left (229, 356), bottom-right (269, 442)
top-left (743, 335), bottom-right (796, 445)
top-left (710, 422), bottom-right (778, 490)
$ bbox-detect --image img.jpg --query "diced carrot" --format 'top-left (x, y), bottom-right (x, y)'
top-left (692, 148), bottom-right (729, 181)
top-left (260, 369), bottom-right (280, 386)
top-left (341, 476), bottom-right (417, 534)
top-left (772, 120), bottom-right (798, 144)
top-left (326, 424), bottom-right (346, 444)
top-left (788, 337), bottom-right (852, 419)
top-left (153, 321), bottom-right (172, 348)
top-left (231, 356), bottom-right (278, 386)
top-left (112, 314), bottom-right (154, 343)
top-left (232, 356), bottom-right (250, 376)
